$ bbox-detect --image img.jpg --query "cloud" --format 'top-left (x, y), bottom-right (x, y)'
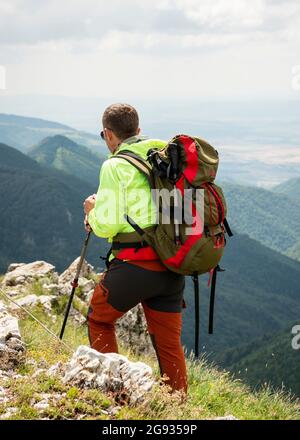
top-left (0, 0), bottom-right (299, 49)
top-left (162, 0), bottom-right (265, 29)
top-left (0, 0), bottom-right (299, 99)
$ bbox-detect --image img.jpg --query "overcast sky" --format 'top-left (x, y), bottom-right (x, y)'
top-left (0, 0), bottom-right (300, 100)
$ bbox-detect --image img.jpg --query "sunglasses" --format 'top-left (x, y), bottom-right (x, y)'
top-left (100, 127), bottom-right (113, 140)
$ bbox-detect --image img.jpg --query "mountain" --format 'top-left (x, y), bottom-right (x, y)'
top-left (220, 181), bottom-right (300, 261)
top-left (0, 143), bottom-right (108, 274)
top-left (28, 135), bottom-right (104, 187)
top-left (286, 241), bottom-right (300, 262)
top-left (182, 231), bottom-right (300, 364)
top-left (272, 177), bottom-right (300, 200)
top-left (0, 113), bottom-right (107, 155)
top-left (217, 324), bottom-right (300, 397)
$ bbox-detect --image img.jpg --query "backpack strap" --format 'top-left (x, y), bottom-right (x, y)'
top-left (208, 264), bottom-right (225, 334)
top-left (111, 150), bottom-right (155, 190)
top-left (99, 246), bottom-right (113, 269)
top-left (192, 272), bottom-right (200, 358)
top-left (110, 151), bottom-right (156, 236)
top-left (223, 218), bottom-right (233, 237)
top-left (112, 240), bottom-right (149, 250)
top-left (115, 149), bottom-right (152, 172)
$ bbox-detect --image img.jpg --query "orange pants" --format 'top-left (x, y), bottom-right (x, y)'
top-left (87, 258), bottom-right (187, 394)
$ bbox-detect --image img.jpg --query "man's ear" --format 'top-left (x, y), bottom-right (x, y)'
top-left (106, 129), bottom-right (114, 142)
top-left (105, 130), bottom-right (112, 141)
top-left (137, 127), bottom-right (141, 135)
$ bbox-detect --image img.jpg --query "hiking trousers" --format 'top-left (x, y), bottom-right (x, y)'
top-left (87, 258), bottom-right (188, 393)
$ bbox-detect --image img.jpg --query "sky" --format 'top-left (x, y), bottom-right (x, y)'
top-left (0, 0), bottom-right (300, 101)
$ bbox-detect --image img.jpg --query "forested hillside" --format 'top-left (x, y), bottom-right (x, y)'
top-left (0, 143), bottom-right (108, 273)
top-left (28, 135), bottom-right (104, 187)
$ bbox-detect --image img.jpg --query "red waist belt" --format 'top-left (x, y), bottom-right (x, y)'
top-left (112, 241), bottom-right (160, 261)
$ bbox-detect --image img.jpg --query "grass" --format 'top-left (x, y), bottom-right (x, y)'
top-left (29, 278), bottom-right (56, 296)
top-left (0, 280), bottom-right (300, 420)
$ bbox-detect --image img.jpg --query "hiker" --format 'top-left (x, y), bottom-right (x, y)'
top-left (83, 103), bottom-right (188, 394)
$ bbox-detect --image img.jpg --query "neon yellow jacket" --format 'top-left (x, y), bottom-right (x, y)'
top-left (88, 135), bottom-right (166, 251)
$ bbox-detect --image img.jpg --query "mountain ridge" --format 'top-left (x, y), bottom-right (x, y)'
top-left (28, 134), bottom-right (104, 187)
top-left (0, 113), bottom-right (106, 155)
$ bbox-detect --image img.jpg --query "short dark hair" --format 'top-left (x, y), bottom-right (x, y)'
top-left (102, 103), bottom-right (139, 140)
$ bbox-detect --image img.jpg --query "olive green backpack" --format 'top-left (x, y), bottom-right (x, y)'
top-left (111, 134), bottom-right (233, 356)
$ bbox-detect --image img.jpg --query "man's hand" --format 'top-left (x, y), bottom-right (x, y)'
top-left (84, 214), bottom-right (92, 232)
top-left (83, 194), bottom-right (96, 215)
top-left (83, 194), bottom-right (96, 232)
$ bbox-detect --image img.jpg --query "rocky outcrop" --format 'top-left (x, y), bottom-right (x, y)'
top-left (1, 258), bottom-right (154, 361)
top-left (0, 306), bottom-right (20, 342)
top-left (116, 304), bottom-right (154, 356)
top-left (8, 294), bottom-right (56, 313)
top-left (0, 300), bottom-right (25, 370)
top-left (58, 258), bottom-right (94, 286)
top-left (2, 261), bottom-right (57, 286)
top-left (63, 345), bottom-right (155, 405)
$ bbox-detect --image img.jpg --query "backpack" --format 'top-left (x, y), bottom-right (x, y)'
top-left (111, 134), bottom-right (233, 357)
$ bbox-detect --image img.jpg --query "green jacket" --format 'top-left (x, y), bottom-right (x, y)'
top-left (88, 135), bottom-right (166, 257)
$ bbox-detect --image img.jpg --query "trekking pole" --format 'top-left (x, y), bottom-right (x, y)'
top-left (59, 230), bottom-right (92, 339)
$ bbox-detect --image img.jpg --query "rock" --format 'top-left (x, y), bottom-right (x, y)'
top-left (116, 304), bottom-right (154, 356)
top-left (11, 294), bottom-right (40, 309)
top-left (109, 406), bottom-right (121, 416)
top-left (214, 415), bottom-right (238, 420)
top-left (34, 401), bottom-right (50, 411)
top-left (78, 279), bottom-right (95, 294)
top-left (32, 368), bottom-right (47, 379)
top-left (2, 261), bottom-right (56, 286)
top-left (42, 283), bottom-right (59, 293)
top-left (0, 370), bottom-right (22, 380)
top-left (0, 300), bottom-right (7, 313)
top-left (64, 345), bottom-right (155, 405)
top-left (0, 338), bottom-right (25, 370)
top-left (5, 288), bottom-right (23, 298)
top-left (72, 313), bottom-right (86, 325)
top-left (47, 361), bottom-right (65, 377)
top-left (85, 289), bottom-right (94, 304)
top-left (0, 308), bottom-right (25, 370)
top-left (59, 258), bottom-right (94, 286)
top-left (0, 386), bottom-right (9, 405)
top-left (8, 294), bottom-right (56, 312)
top-left (7, 263), bottom-right (26, 273)
top-left (0, 407), bottom-right (18, 420)
top-left (3, 284), bottom-right (32, 298)
top-left (38, 295), bottom-right (56, 312)
top-left (0, 313), bottom-right (20, 343)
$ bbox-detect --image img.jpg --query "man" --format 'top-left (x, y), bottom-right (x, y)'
top-left (83, 103), bottom-right (187, 394)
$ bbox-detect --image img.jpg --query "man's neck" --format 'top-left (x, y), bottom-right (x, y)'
top-left (113, 134), bottom-right (148, 154)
